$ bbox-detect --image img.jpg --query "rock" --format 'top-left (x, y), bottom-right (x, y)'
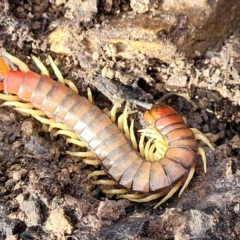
top-left (45, 207), bottom-right (73, 238)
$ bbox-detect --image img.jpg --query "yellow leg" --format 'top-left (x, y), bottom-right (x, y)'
top-left (138, 125), bottom-right (168, 161)
top-left (149, 142), bottom-right (157, 162)
top-left (14, 108), bottom-right (45, 116)
top-left (0, 94), bottom-right (21, 101)
top-left (31, 54), bottom-right (50, 76)
top-left (53, 129), bottom-right (78, 139)
top-left (144, 138), bottom-right (154, 161)
top-left (66, 138), bottom-right (86, 147)
top-left (153, 181), bottom-right (182, 209)
top-left (109, 100), bottom-right (123, 122)
top-left (66, 150), bottom-right (94, 158)
top-left (83, 159), bottom-right (99, 166)
top-left (129, 119), bottom-right (138, 150)
top-left (178, 165), bottom-right (196, 196)
top-left (0, 101), bottom-right (33, 108)
top-left (198, 147), bottom-right (207, 173)
top-left (49, 56), bottom-right (79, 93)
top-left (33, 115), bottom-right (57, 126)
top-left (118, 192), bottom-right (164, 202)
top-left (1, 51), bottom-right (30, 72)
top-left (48, 122), bottom-right (69, 131)
top-left (87, 88), bottom-right (93, 103)
top-left (139, 134), bottom-right (145, 157)
top-left (191, 128), bottom-right (214, 150)
top-left (87, 170), bottom-right (106, 179)
top-left (116, 182), bottom-right (190, 208)
top-left (103, 189), bottom-right (128, 195)
top-left (117, 104), bottom-right (128, 132)
top-left (93, 179), bottom-right (116, 186)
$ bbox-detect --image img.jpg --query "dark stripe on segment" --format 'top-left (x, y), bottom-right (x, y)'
top-left (155, 113), bottom-right (184, 131)
top-left (149, 161), bottom-right (171, 192)
top-left (166, 127), bottom-right (194, 142)
top-left (168, 137), bottom-right (197, 150)
top-left (31, 75), bottom-right (53, 107)
top-left (19, 71), bottom-right (28, 95)
top-left (119, 157), bottom-right (143, 190)
top-left (108, 150), bottom-right (140, 182)
top-left (79, 113), bottom-right (112, 143)
top-left (132, 161), bottom-right (151, 193)
top-left (94, 132), bottom-right (128, 161)
top-left (88, 124), bottom-right (120, 151)
top-left (160, 157), bottom-right (187, 184)
top-left (53, 91), bottom-right (78, 121)
top-left (165, 147), bottom-right (197, 168)
top-left (161, 122), bottom-right (187, 135)
top-left (18, 71), bottom-right (42, 101)
top-left (76, 106), bottom-right (102, 128)
top-left (156, 113), bottom-right (179, 121)
top-left (101, 143), bottom-right (133, 170)
top-left (66, 102), bottom-right (100, 131)
top-left (42, 80), bottom-right (59, 104)
top-left (63, 100), bottom-right (84, 130)
top-left (41, 81), bottom-right (72, 118)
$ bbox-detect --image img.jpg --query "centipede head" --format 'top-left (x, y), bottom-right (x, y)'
top-left (128, 99), bottom-right (157, 126)
top-left (129, 99), bottom-right (175, 126)
top-left (145, 104), bottom-right (180, 127)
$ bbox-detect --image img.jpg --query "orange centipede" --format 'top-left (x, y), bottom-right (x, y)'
top-left (0, 52), bottom-right (214, 208)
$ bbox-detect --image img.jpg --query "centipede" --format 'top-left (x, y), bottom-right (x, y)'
top-left (0, 51), bottom-right (214, 208)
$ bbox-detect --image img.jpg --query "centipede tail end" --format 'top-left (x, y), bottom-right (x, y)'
top-left (0, 57), bottom-right (10, 92)
top-left (0, 57), bottom-right (10, 77)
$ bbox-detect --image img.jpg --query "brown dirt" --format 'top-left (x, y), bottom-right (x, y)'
top-left (0, 1), bottom-right (240, 240)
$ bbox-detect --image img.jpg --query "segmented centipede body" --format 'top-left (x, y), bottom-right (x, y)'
top-left (0, 53), bottom-right (213, 208)
top-left (143, 104), bottom-right (198, 189)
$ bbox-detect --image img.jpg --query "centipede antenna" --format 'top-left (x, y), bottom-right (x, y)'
top-left (31, 55), bottom-right (49, 76)
top-left (156, 92), bottom-right (186, 103)
top-left (157, 92), bottom-right (198, 109)
top-left (129, 99), bottom-right (153, 110)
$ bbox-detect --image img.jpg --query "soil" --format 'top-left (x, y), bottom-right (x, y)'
top-left (0, 1), bottom-right (240, 240)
